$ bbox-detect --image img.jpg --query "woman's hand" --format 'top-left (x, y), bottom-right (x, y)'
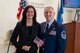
top-left (37, 42), bottom-right (44, 47)
top-left (22, 45), bottom-right (31, 51)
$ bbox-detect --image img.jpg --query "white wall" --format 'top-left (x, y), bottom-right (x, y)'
top-left (0, 0), bottom-right (19, 44)
top-left (0, 0), bottom-right (74, 44)
top-left (63, 8), bottom-right (77, 23)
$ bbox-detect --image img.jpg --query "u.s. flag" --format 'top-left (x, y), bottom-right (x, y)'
top-left (33, 36), bottom-right (44, 53)
top-left (17, 0), bottom-right (28, 20)
top-left (33, 36), bottom-right (44, 47)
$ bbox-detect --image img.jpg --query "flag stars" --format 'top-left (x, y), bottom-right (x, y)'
top-left (20, 0), bottom-right (27, 9)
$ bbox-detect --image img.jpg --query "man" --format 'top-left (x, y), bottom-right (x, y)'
top-left (39, 6), bottom-right (67, 53)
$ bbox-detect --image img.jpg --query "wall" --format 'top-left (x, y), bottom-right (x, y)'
top-left (63, 8), bottom-right (77, 23)
top-left (0, 0), bottom-right (19, 44)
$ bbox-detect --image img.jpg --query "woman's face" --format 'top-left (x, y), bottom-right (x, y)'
top-left (26, 8), bottom-right (34, 19)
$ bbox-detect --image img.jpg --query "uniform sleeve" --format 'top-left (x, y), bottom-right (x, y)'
top-left (10, 22), bottom-right (22, 49)
top-left (57, 25), bottom-right (67, 53)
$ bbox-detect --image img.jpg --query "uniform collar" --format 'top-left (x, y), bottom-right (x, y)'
top-left (46, 18), bottom-right (55, 28)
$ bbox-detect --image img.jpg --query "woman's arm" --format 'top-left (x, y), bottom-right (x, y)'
top-left (10, 22), bottom-right (22, 49)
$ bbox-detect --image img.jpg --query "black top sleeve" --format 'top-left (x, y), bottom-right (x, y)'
top-left (10, 22), bottom-right (22, 49)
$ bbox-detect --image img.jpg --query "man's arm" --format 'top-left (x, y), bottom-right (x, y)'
top-left (57, 25), bottom-right (67, 53)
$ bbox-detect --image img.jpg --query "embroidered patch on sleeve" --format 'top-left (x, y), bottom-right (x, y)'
top-left (61, 31), bottom-right (66, 39)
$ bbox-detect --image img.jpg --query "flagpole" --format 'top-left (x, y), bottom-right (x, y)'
top-left (37, 47), bottom-right (40, 53)
top-left (37, 45), bottom-right (40, 53)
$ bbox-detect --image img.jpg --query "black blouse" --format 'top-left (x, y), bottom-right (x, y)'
top-left (26, 26), bottom-right (32, 37)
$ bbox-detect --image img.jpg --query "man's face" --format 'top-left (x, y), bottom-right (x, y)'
top-left (44, 7), bottom-right (55, 22)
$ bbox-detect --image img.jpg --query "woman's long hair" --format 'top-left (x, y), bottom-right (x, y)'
top-left (21, 5), bottom-right (37, 26)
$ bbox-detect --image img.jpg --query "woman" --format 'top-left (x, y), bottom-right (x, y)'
top-left (10, 5), bottom-right (40, 53)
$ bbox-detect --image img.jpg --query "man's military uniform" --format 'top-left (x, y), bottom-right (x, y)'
top-left (39, 20), bottom-right (67, 53)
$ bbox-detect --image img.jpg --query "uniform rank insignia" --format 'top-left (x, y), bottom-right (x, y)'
top-left (61, 31), bottom-right (66, 39)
